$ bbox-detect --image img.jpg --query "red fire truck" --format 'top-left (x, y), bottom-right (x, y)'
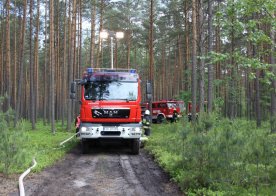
top-left (151, 100), bottom-right (184, 123)
top-left (71, 68), bottom-right (150, 154)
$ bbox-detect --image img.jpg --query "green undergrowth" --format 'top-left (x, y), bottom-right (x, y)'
top-left (0, 120), bottom-right (77, 176)
top-left (145, 115), bottom-right (276, 195)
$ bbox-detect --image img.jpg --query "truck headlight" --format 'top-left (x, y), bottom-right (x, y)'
top-left (135, 127), bottom-right (141, 132)
top-left (80, 127), bottom-right (87, 133)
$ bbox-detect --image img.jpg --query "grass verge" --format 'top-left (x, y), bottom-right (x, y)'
top-left (0, 120), bottom-right (78, 175)
top-left (145, 116), bottom-right (276, 195)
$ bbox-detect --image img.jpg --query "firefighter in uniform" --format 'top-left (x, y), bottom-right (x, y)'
top-left (171, 108), bottom-right (178, 123)
top-left (142, 110), bottom-right (151, 136)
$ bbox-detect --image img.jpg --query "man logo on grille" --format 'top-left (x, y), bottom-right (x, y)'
top-left (92, 109), bottom-right (129, 118)
top-left (94, 110), bottom-right (102, 116)
top-left (102, 109), bottom-right (118, 117)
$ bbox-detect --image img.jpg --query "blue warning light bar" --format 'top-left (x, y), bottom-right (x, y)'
top-left (87, 68), bottom-right (93, 74)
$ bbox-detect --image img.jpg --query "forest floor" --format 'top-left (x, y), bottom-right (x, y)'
top-left (0, 174), bottom-right (19, 196)
top-left (2, 141), bottom-right (183, 196)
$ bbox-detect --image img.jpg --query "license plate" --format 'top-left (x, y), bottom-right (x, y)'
top-left (103, 127), bottom-right (118, 131)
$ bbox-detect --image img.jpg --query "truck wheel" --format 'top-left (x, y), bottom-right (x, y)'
top-left (131, 139), bottom-right (140, 155)
top-left (81, 140), bottom-right (89, 154)
top-left (157, 115), bottom-right (165, 124)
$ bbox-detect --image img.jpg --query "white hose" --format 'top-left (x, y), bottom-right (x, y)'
top-left (59, 132), bottom-right (79, 146)
top-left (140, 136), bottom-right (148, 142)
top-left (18, 132), bottom-right (78, 195)
top-left (19, 158), bottom-right (37, 196)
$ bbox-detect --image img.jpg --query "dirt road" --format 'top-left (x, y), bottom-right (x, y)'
top-left (19, 141), bottom-right (183, 196)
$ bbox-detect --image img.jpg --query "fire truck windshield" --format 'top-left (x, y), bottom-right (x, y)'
top-left (84, 81), bottom-right (138, 101)
top-left (167, 103), bottom-right (177, 109)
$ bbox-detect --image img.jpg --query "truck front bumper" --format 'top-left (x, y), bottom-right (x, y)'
top-left (79, 123), bottom-right (142, 139)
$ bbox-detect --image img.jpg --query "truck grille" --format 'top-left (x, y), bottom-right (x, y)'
top-left (92, 109), bottom-right (130, 118)
top-left (101, 131), bottom-right (121, 136)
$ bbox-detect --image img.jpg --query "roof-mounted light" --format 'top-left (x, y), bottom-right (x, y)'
top-left (99, 30), bottom-right (108, 39)
top-left (115, 32), bottom-right (124, 39)
top-left (87, 68), bottom-right (93, 74)
top-left (130, 69), bottom-right (136, 73)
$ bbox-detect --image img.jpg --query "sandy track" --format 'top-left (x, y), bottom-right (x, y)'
top-left (9, 141), bottom-right (183, 196)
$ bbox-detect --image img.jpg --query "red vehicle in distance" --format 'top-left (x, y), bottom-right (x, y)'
top-left (151, 100), bottom-right (184, 123)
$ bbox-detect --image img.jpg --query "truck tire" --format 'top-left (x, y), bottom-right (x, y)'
top-left (157, 115), bottom-right (165, 124)
top-left (131, 139), bottom-right (140, 155)
top-left (81, 139), bottom-right (89, 154)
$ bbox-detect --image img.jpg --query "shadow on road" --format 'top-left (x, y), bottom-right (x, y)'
top-left (75, 139), bottom-right (135, 155)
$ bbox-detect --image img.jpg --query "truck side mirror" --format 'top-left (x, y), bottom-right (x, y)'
top-left (146, 94), bottom-right (152, 101)
top-left (70, 93), bottom-right (76, 99)
top-left (71, 82), bottom-right (76, 93)
top-left (146, 82), bottom-right (152, 100)
top-left (146, 82), bottom-right (152, 94)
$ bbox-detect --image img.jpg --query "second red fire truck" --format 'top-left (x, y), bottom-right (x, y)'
top-left (150, 100), bottom-right (185, 123)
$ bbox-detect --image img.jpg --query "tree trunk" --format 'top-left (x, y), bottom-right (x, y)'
top-left (228, 0), bottom-right (236, 119)
top-left (43, 0), bottom-right (48, 125)
top-left (55, 0), bottom-right (61, 121)
top-left (29, 0), bottom-right (35, 129)
top-left (198, 0), bottom-right (205, 113)
top-left (67, 0), bottom-right (77, 131)
top-left (96, 0), bottom-right (104, 68)
top-left (0, 7), bottom-right (3, 98)
top-left (24, 70), bottom-right (29, 118)
top-left (191, 0), bottom-right (197, 121)
top-left (72, 1), bottom-right (77, 116)
top-left (76, 0), bottom-right (82, 115)
top-left (50, 0), bottom-right (55, 133)
top-left (254, 13), bottom-right (261, 127)
top-left (12, 2), bottom-right (17, 110)
top-left (255, 69), bottom-right (261, 127)
top-left (62, 0), bottom-right (67, 127)
top-left (15, 0), bottom-right (27, 126)
top-left (90, 0), bottom-right (96, 67)
top-left (178, 34), bottom-right (183, 93)
top-left (34, 0), bottom-right (40, 122)
top-left (207, 0), bottom-right (213, 113)
top-left (5, 0), bottom-right (11, 115)
top-left (215, 1), bottom-right (221, 99)
top-left (270, 13), bottom-right (276, 133)
top-left (149, 0), bottom-right (154, 113)
top-left (161, 46), bottom-right (165, 99)
top-left (184, 0), bottom-right (190, 92)
top-left (79, 0), bottom-right (82, 75)
top-left (173, 50), bottom-right (178, 97)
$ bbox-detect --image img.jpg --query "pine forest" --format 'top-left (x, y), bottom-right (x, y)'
top-left (0, 0), bottom-right (276, 195)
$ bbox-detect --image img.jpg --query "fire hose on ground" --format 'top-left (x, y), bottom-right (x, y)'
top-left (18, 132), bottom-right (79, 196)
top-left (19, 158), bottom-right (37, 196)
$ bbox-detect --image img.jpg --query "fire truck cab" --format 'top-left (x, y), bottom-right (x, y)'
top-left (71, 68), bottom-right (147, 154)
